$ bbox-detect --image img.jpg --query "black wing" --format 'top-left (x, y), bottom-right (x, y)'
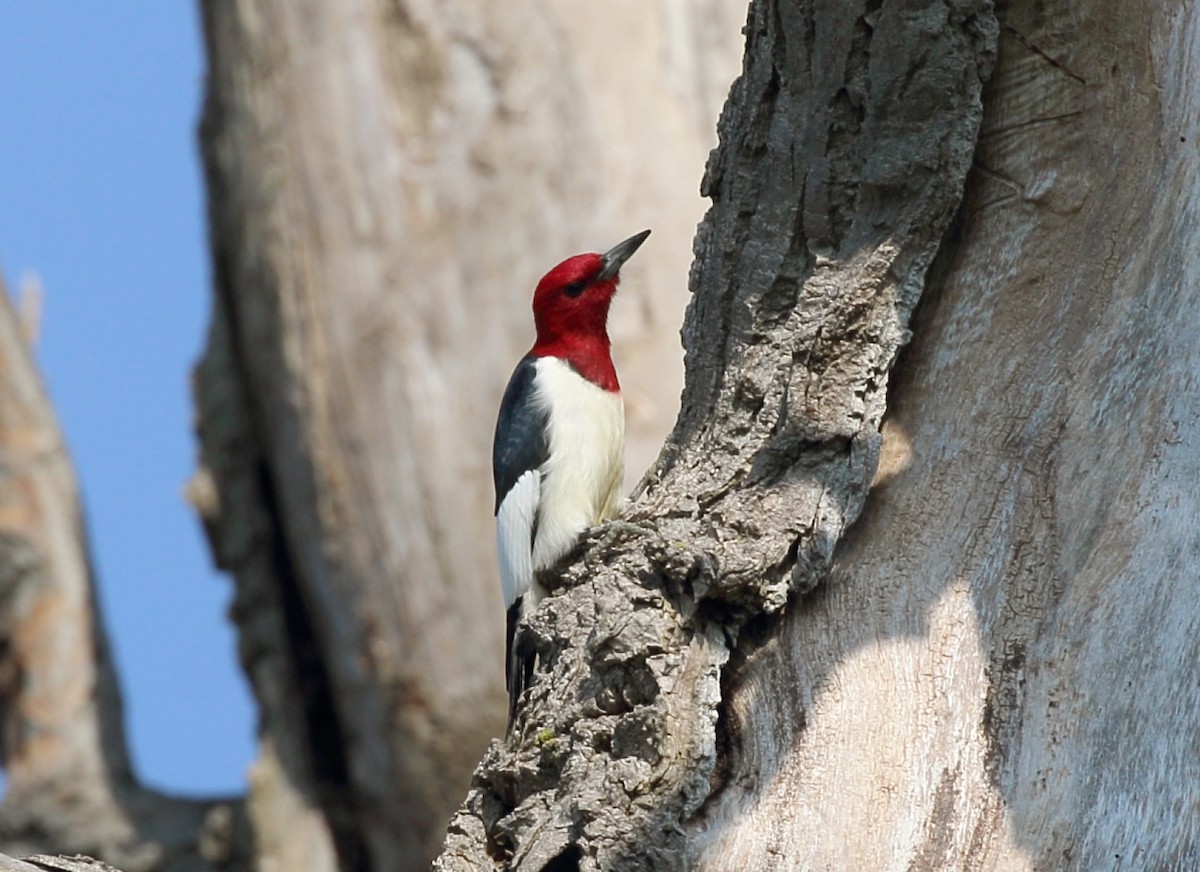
top-left (493, 354), bottom-right (550, 514)
top-left (505, 602), bottom-right (537, 731)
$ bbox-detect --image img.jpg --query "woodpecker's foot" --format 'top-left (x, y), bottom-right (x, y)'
top-left (592, 519), bottom-right (659, 553)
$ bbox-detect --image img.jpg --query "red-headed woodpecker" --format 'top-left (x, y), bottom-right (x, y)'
top-left (493, 229), bottom-right (651, 724)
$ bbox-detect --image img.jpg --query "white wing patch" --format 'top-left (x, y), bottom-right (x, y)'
top-left (496, 469), bottom-right (540, 610)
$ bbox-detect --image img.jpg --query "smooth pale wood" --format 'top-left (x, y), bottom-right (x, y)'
top-left (689, 1), bottom-right (1200, 869)
top-left (195, 0), bottom-right (742, 868)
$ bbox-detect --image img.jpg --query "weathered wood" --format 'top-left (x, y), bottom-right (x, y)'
top-left (0, 278), bottom-right (131, 846)
top-left (14, 856), bottom-right (124, 872)
top-left (0, 855), bottom-right (40, 872)
top-left (194, 1), bottom-right (741, 868)
top-left (688, 1), bottom-right (1200, 869)
top-left (0, 278), bottom-right (250, 871)
top-left (437, 0), bottom-right (997, 868)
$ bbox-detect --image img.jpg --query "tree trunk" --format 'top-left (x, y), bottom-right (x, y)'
top-left (194, 1), bottom-right (741, 869)
top-left (692, 2), bottom-right (1200, 868)
top-left (440, 0), bottom-right (1200, 869)
top-left (0, 280), bottom-right (249, 872)
top-left (438, 0), bottom-right (996, 868)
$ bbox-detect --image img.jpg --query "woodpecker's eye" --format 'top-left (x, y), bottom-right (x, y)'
top-left (563, 280), bottom-right (587, 298)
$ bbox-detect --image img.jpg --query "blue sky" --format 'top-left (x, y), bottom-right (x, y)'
top-left (0, 6), bottom-right (254, 794)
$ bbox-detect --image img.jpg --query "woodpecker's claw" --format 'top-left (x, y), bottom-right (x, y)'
top-left (591, 519), bottom-right (659, 554)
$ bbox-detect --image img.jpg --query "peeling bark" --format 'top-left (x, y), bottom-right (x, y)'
top-left (437, 1), bottom-right (997, 868)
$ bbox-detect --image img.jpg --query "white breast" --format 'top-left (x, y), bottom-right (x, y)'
top-left (530, 356), bottom-right (625, 576)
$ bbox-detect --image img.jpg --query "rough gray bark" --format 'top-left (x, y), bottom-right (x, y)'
top-left (194, 1), bottom-right (741, 869)
top-left (0, 280), bottom-right (249, 872)
top-left (690, 2), bottom-right (1200, 868)
top-left (437, 1), bottom-right (997, 868)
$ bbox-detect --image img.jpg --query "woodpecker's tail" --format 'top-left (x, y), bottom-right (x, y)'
top-left (505, 599), bottom-right (536, 733)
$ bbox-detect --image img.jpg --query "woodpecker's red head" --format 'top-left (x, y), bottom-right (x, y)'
top-left (529, 230), bottom-right (650, 390)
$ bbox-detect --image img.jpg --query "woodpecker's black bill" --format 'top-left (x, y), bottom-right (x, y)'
top-left (596, 229), bottom-right (651, 282)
